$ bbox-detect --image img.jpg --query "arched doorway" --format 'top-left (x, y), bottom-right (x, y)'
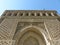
top-left (14, 26), bottom-right (47, 45)
top-left (23, 36), bottom-right (39, 45)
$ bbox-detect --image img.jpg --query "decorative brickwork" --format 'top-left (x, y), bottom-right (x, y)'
top-left (0, 40), bottom-right (15, 45)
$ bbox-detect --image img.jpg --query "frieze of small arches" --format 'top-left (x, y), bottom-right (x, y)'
top-left (2, 12), bottom-right (58, 16)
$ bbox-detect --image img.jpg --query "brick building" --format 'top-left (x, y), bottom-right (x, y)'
top-left (0, 10), bottom-right (60, 45)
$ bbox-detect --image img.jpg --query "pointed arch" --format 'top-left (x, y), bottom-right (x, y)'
top-left (13, 25), bottom-right (48, 45)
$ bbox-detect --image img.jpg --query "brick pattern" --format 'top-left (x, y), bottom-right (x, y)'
top-left (0, 18), bottom-right (4, 24)
top-left (52, 39), bottom-right (60, 45)
top-left (0, 19), bottom-right (18, 39)
top-left (45, 19), bottom-right (60, 40)
top-left (0, 40), bottom-right (15, 45)
top-left (15, 22), bottom-right (45, 34)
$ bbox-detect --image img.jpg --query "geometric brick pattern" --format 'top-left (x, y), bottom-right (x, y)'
top-left (0, 18), bottom-right (18, 39)
top-left (0, 40), bottom-right (15, 45)
top-left (45, 19), bottom-right (60, 40)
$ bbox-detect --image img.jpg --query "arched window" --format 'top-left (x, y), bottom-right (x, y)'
top-left (31, 13), bottom-right (35, 16)
top-left (19, 13), bottom-right (23, 16)
top-left (37, 13), bottom-right (40, 16)
top-left (13, 13), bottom-right (17, 16)
top-left (48, 13), bottom-right (52, 16)
top-left (25, 13), bottom-right (29, 16)
top-left (42, 13), bottom-right (46, 16)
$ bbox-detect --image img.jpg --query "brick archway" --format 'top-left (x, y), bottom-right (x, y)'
top-left (13, 26), bottom-right (48, 45)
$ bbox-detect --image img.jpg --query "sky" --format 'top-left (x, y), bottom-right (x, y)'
top-left (0, 0), bottom-right (60, 16)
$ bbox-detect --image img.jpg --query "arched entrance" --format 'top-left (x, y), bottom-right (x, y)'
top-left (23, 36), bottom-right (39, 45)
top-left (14, 26), bottom-right (47, 45)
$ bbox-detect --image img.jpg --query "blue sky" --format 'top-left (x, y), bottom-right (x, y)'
top-left (0, 0), bottom-right (60, 16)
